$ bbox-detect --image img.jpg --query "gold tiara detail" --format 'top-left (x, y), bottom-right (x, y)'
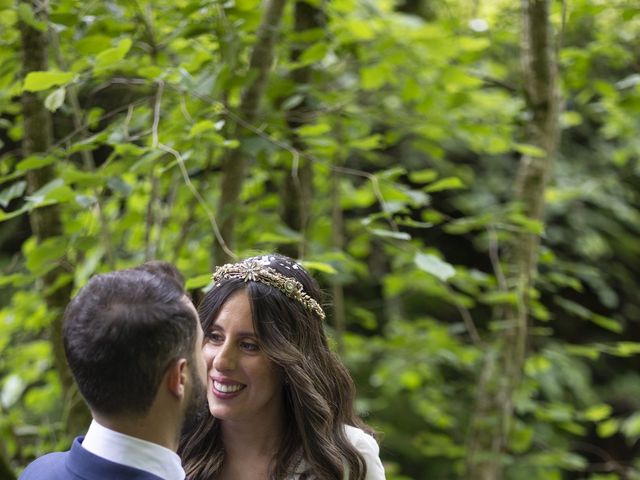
top-left (212, 259), bottom-right (326, 320)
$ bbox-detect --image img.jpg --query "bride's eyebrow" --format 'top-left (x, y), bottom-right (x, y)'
top-left (239, 333), bottom-right (258, 339)
top-left (209, 324), bottom-right (257, 338)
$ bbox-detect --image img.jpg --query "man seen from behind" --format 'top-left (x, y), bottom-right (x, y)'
top-left (20, 261), bottom-right (207, 480)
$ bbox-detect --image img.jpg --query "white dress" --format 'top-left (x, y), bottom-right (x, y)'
top-left (289, 425), bottom-right (386, 480)
top-left (344, 425), bottom-right (386, 480)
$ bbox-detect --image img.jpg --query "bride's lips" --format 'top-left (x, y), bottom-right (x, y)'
top-left (210, 377), bottom-right (246, 399)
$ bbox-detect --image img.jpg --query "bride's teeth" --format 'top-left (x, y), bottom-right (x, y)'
top-left (214, 381), bottom-right (243, 393)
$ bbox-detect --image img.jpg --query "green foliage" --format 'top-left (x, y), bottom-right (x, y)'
top-left (1, 0), bottom-right (640, 478)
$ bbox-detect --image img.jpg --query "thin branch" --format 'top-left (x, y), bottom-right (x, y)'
top-left (95, 195), bottom-right (115, 269)
top-left (51, 97), bottom-right (150, 149)
top-left (123, 103), bottom-right (135, 140)
top-left (332, 165), bottom-right (399, 232)
top-left (449, 286), bottom-right (482, 344)
top-left (182, 87), bottom-right (400, 233)
top-left (152, 81), bottom-right (235, 260)
top-left (152, 80), bottom-right (164, 148)
top-left (171, 198), bottom-right (198, 263)
top-left (155, 171), bottom-right (180, 256)
top-left (488, 226), bottom-right (508, 291)
top-left (158, 143), bottom-right (237, 261)
top-left (559, 0), bottom-right (567, 53)
top-left (144, 173), bottom-right (159, 261)
top-left (469, 69), bottom-right (518, 93)
top-left (179, 93), bottom-right (193, 123)
top-left (132, 0), bottom-right (159, 59)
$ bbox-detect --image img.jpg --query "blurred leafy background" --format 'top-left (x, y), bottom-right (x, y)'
top-left (1, 0), bottom-right (640, 479)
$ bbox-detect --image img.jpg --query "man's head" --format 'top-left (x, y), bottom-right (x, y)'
top-left (63, 262), bottom-right (205, 419)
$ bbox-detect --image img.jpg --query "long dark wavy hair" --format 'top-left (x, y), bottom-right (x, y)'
top-left (179, 254), bottom-right (374, 479)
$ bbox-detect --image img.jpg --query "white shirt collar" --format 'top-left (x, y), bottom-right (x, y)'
top-left (82, 420), bottom-right (185, 480)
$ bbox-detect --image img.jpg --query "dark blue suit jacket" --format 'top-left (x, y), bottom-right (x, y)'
top-left (19, 436), bottom-right (165, 480)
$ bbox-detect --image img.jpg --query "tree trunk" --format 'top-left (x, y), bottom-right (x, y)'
top-left (19, 0), bottom-right (90, 437)
top-left (213, 0), bottom-right (287, 266)
top-left (330, 161), bottom-right (346, 354)
top-left (464, 1), bottom-right (560, 478)
top-left (279, 0), bottom-right (325, 260)
top-left (0, 437), bottom-right (15, 480)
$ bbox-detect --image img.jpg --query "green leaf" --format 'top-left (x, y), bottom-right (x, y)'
top-left (510, 424), bottom-right (534, 454)
top-left (138, 65), bottom-right (164, 79)
top-left (61, 167), bottom-right (102, 187)
top-left (17, 3), bottom-right (46, 31)
top-left (564, 344), bottom-right (601, 360)
top-left (584, 404), bottom-right (612, 422)
top-left (1, 374), bottom-right (25, 409)
top-left (74, 35), bottom-right (113, 55)
top-left (0, 181), bottom-right (27, 208)
top-left (524, 355), bottom-right (552, 375)
top-left (299, 42), bottom-right (328, 65)
top-left (44, 87), bottom-right (66, 112)
top-left (424, 177), bottom-right (465, 193)
top-left (23, 71), bottom-right (76, 92)
top-left (557, 299), bottom-right (623, 333)
top-left (480, 291), bottom-right (519, 306)
top-left (370, 229), bottom-right (411, 241)
top-left (378, 167), bottom-right (407, 181)
top-left (509, 212), bottom-right (544, 235)
top-left (514, 143), bottom-right (547, 158)
top-left (301, 261), bottom-right (337, 275)
top-left (396, 217), bottom-right (433, 229)
top-left (107, 177), bottom-right (132, 196)
top-left (0, 207), bottom-right (28, 223)
top-left (25, 236), bottom-right (68, 274)
top-left (94, 38), bottom-right (133, 70)
top-left (255, 231), bottom-right (300, 244)
top-left (361, 65), bottom-right (386, 90)
top-left (415, 252), bottom-right (456, 282)
top-left (622, 412), bottom-right (640, 440)
top-left (25, 178), bottom-right (74, 205)
top-left (400, 370), bottom-right (422, 390)
top-left (591, 314), bottom-right (623, 333)
top-left (24, 383), bottom-right (60, 416)
top-left (611, 342), bottom-right (640, 357)
top-left (16, 155), bottom-right (56, 172)
top-left (561, 111), bottom-right (583, 128)
top-left (597, 419), bottom-right (619, 438)
top-left (351, 134), bottom-right (383, 151)
top-left (189, 120), bottom-right (217, 137)
top-left (615, 74), bottom-right (640, 90)
top-left (409, 169), bottom-right (438, 184)
top-left (185, 274), bottom-right (213, 290)
top-left (75, 195), bottom-right (96, 208)
top-left (458, 36), bottom-right (490, 52)
top-left (444, 214), bottom-right (494, 234)
top-left (281, 94), bottom-right (304, 110)
top-left (0, 273), bottom-right (25, 287)
top-left (234, 0), bottom-right (258, 10)
top-left (74, 247), bottom-right (104, 288)
top-left (49, 12), bottom-right (79, 27)
top-left (297, 123), bottom-right (331, 137)
top-left (344, 18), bottom-right (375, 41)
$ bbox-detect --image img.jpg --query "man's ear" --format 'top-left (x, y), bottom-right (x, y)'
top-left (166, 358), bottom-right (188, 400)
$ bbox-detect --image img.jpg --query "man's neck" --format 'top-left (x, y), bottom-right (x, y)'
top-left (93, 411), bottom-right (180, 451)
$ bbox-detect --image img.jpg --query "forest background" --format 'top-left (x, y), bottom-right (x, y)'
top-left (1, 0), bottom-right (640, 479)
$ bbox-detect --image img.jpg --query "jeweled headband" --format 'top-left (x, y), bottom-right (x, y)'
top-left (211, 256), bottom-right (326, 320)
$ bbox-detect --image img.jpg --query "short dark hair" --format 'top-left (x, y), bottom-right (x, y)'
top-left (63, 262), bottom-right (198, 416)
